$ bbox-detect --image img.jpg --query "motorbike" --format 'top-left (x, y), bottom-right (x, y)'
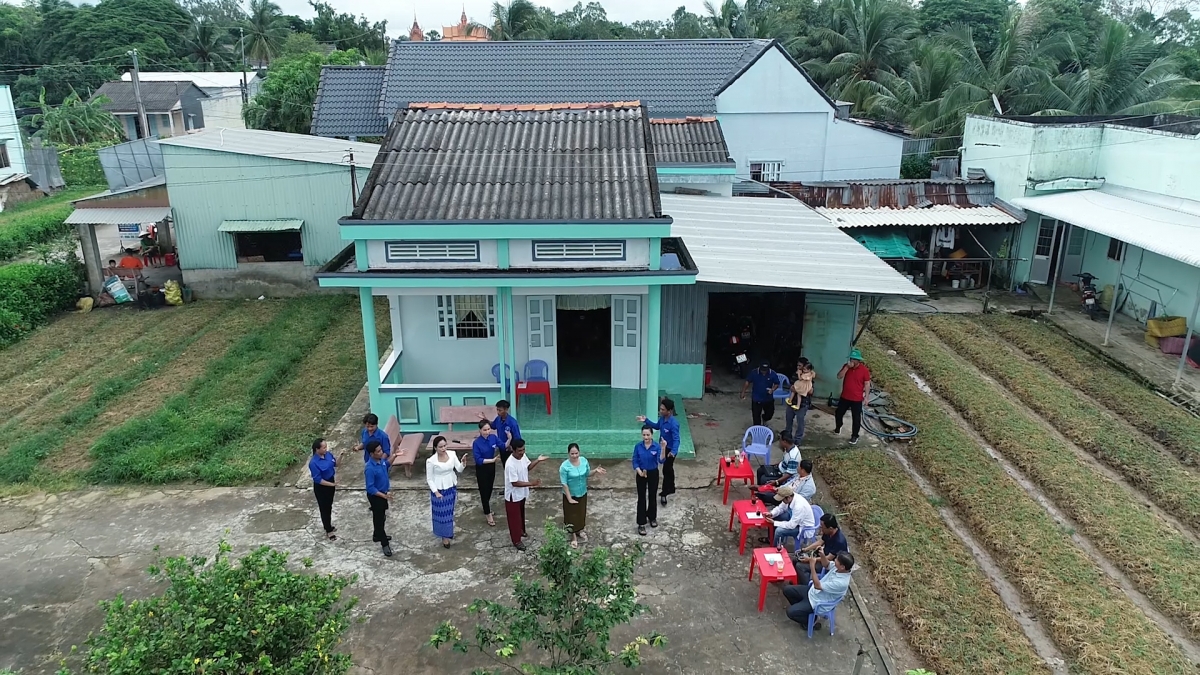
top-left (727, 316), bottom-right (755, 378)
top-left (1074, 272), bottom-right (1100, 320)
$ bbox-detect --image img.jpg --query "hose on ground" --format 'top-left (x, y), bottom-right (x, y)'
top-left (861, 388), bottom-right (919, 440)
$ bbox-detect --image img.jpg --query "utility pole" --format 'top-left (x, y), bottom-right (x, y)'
top-left (126, 48), bottom-right (149, 139)
top-left (348, 150), bottom-right (359, 205)
top-left (239, 27), bottom-right (248, 105)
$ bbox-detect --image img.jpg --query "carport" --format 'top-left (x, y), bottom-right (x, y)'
top-left (65, 176), bottom-right (176, 295)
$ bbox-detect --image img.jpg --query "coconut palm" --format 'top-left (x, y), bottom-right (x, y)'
top-left (703, 0), bottom-right (792, 41)
top-left (185, 20), bottom-right (233, 71)
top-left (489, 0), bottom-right (545, 40)
top-left (859, 39), bottom-right (962, 134)
top-left (245, 0), bottom-right (288, 65)
top-left (802, 0), bottom-right (917, 108)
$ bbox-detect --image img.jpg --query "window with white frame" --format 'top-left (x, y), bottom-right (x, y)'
top-left (532, 240), bottom-right (625, 261)
top-left (436, 295), bottom-right (496, 339)
top-left (749, 160), bottom-right (783, 182)
top-left (0, 142), bottom-right (9, 169)
top-left (386, 241), bottom-right (479, 262)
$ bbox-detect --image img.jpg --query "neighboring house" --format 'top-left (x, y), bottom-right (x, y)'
top-left (155, 128), bottom-right (378, 298)
top-left (309, 39), bottom-right (903, 183)
top-left (122, 72), bottom-right (262, 130)
top-left (962, 114), bottom-right (1200, 327)
top-left (651, 117), bottom-right (736, 196)
top-left (0, 84), bottom-right (41, 211)
top-left (93, 81), bottom-right (208, 140)
top-left (316, 102), bottom-right (920, 447)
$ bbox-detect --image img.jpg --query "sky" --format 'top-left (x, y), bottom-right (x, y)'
top-left (272, 0), bottom-right (711, 36)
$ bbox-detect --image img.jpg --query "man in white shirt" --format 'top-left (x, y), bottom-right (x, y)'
top-left (503, 439), bottom-right (549, 551)
top-left (768, 486), bottom-right (815, 548)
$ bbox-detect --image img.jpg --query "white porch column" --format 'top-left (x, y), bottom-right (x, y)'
top-left (389, 294), bottom-right (403, 356)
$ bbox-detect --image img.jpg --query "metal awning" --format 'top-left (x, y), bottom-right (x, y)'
top-left (661, 194), bottom-right (924, 296)
top-left (1012, 188), bottom-right (1200, 269)
top-left (815, 204), bottom-right (1022, 228)
top-left (218, 219), bottom-right (303, 233)
top-left (64, 206), bottom-right (172, 225)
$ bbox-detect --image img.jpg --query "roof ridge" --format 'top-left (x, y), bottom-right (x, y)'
top-left (406, 101), bottom-right (644, 111)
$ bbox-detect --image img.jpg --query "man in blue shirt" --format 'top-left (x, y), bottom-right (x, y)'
top-left (632, 425), bottom-right (662, 536)
top-left (490, 399), bottom-right (521, 465)
top-left (796, 513), bottom-right (849, 585)
top-left (355, 413), bottom-right (391, 464)
top-left (740, 362), bottom-right (779, 427)
top-left (308, 438), bottom-right (337, 541)
top-left (782, 551), bottom-right (854, 630)
top-left (364, 440), bottom-right (393, 557)
top-left (472, 420), bottom-right (504, 526)
top-left (638, 397), bottom-right (680, 507)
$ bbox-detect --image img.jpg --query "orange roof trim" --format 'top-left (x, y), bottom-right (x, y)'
top-left (407, 101), bottom-right (644, 112)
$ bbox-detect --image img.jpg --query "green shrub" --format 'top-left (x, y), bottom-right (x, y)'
top-left (0, 262), bottom-right (82, 347)
top-left (64, 540), bottom-right (356, 675)
top-left (0, 202), bottom-right (76, 263)
top-left (56, 144), bottom-right (107, 187)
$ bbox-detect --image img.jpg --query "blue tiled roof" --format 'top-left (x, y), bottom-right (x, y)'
top-left (310, 66), bottom-right (388, 137)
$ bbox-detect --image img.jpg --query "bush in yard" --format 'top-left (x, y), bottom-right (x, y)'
top-left (56, 143), bottom-right (108, 188)
top-left (0, 261), bottom-right (82, 347)
top-left (430, 522), bottom-right (666, 674)
top-left (0, 202), bottom-right (76, 263)
top-left (62, 540), bottom-right (357, 675)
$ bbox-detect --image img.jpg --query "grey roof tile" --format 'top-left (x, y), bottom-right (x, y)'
top-left (649, 117), bottom-right (733, 165)
top-left (354, 103), bottom-right (662, 222)
top-left (310, 66), bottom-right (389, 137)
top-left (91, 81), bottom-right (207, 113)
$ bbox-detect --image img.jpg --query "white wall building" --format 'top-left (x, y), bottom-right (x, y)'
top-left (122, 71), bottom-right (262, 130)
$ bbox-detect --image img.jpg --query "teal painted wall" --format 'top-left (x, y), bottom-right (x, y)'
top-left (163, 145), bottom-right (358, 270)
top-left (803, 293), bottom-right (856, 399)
top-left (660, 363), bottom-right (705, 399)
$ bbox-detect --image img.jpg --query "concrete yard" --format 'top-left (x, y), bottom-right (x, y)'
top-left (0, 389), bottom-right (906, 675)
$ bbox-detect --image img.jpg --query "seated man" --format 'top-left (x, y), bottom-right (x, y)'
top-left (781, 552), bottom-right (855, 630)
top-left (768, 486), bottom-right (815, 549)
top-left (118, 253), bottom-right (145, 278)
top-left (794, 459), bottom-right (816, 502)
top-left (750, 433), bottom-right (800, 506)
top-left (795, 513), bottom-right (848, 585)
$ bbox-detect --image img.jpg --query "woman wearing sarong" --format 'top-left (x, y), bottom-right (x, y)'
top-left (560, 443), bottom-right (606, 547)
top-left (426, 435), bottom-right (465, 548)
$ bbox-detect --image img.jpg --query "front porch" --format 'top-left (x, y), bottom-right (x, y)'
top-left (518, 386), bottom-right (695, 459)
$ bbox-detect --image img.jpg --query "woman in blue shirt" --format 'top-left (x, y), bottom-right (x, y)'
top-left (308, 438), bottom-right (337, 540)
top-left (472, 420), bottom-right (503, 526)
top-left (560, 443), bottom-right (607, 548)
top-left (632, 425), bottom-right (662, 536)
top-left (638, 397), bottom-right (680, 507)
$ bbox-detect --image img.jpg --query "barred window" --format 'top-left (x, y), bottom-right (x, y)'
top-left (436, 295), bottom-right (495, 339)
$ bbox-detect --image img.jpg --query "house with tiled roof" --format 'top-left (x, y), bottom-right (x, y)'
top-left (92, 81), bottom-right (208, 140)
top-left (310, 39), bottom-right (904, 186)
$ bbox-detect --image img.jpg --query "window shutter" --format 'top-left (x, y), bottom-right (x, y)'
top-left (533, 241), bottom-right (625, 260)
top-left (387, 241), bottom-right (479, 261)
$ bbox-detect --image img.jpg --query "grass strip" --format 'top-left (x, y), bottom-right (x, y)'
top-left (873, 314), bottom-right (1200, 642)
top-left (0, 189), bottom-right (92, 263)
top-left (819, 449), bottom-right (1049, 674)
top-left (0, 309), bottom-right (113, 385)
top-left (86, 296), bottom-right (345, 484)
top-left (0, 302), bottom-right (236, 483)
top-left (924, 315), bottom-right (1200, 532)
top-left (859, 332), bottom-right (1188, 674)
top-left (981, 313), bottom-right (1200, 465)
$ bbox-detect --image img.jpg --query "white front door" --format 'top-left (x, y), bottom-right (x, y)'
top-left (1030, 218), bottom-right (1058, 285)
top-left (611, 295), bottom-right (642, 390)
top-left (526, 295), bottom-right (558, 387)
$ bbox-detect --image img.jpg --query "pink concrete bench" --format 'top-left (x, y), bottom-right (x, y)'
top-left (384, 415), bottom-right (425, 478)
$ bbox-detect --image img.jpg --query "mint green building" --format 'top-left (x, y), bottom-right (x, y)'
top-left (320, 103), bottom-right (921, 454)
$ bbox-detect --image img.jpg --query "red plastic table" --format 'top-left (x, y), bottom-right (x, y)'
top-left (748, 547), bottom-right (798, 612)
top-left (728, 499), bottom-right (775, 555)
top-left (716, 457), bottom-right (754, 504)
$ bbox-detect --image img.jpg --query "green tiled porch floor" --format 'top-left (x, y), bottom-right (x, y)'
top-left (517, 386), bottom-right (695, 459)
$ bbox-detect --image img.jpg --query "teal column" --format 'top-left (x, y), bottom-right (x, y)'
top-left (495, 286), bottom-right (508, 400)
top-left (506, 289), bottom-right (519, 390)
top-left (646, 285), bottom-right (662, 418)
top-left (497, 240), bottom-right (511, 270)
top-left (649, 237), bottom-right (662, 270)
top-left (359, 288), bottom-right (383, 413)
top-left (355, 240), bottom-right (369, 272)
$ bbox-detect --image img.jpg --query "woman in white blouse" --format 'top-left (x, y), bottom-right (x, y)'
top-left (426, 435), bottom-right (465, 548)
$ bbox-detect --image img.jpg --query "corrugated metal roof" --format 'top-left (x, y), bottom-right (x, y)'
top-left (122, 72), bottom-right (259, 89)
top-left (65, 206), bottom-right (171, 225)
top-left (1013, 188), bottom-right (1200, 268)
top-left (310, 66), bottom-right (388, 137)
top-left (355, 102), bottom-right (662, 221)
top-left (649, 118), bottom-right (733, 165)
top-left (92, 81), bottom-right (207, 113)
top-left (157, 128), bottom-right (379, 167)
top-left (768, 179), bottom-right (995, 208)
top-left (73, 176), bottom-right (167, 205)
top-left (662, 194), bottom-right (924, 296)
top-left (816, 205), bottom-right (1021, 228)
top-left (218, 219), bottom-right (303, 232)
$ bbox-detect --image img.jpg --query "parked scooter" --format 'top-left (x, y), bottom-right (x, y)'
top-left (727, 316), bottom-right (755, 378)
top-left (1074, 273), bottom-right (1100, 320)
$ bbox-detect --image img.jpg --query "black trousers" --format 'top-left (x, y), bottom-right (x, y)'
top-left (797, 562), bottom-right (830, 587)
top-left (313, 484), bottom-right (335, 533)
top-left (500, 447), bottom-right (512, 466)
top-left (476, 462), bottom-right (496, 515)
top-left (636, 469), bottom-right (659, 525)
top-left (751, 399), bottom-right (775, 426)
top-left (368, 494), bottom-right (390, 545)
top-left (783, 584), bottom-right (814, 625)
top-left (754, 490), bottom-right (782, 507)
top-left (835, 399), bottom-right (863, 438)
top-left (660, 454), bottom-right (676, 497)
top-left (756, 465), bottom-right (782, 485)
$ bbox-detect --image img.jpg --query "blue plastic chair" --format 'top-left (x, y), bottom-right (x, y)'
top-left (524, 359), bottom-right (550, 382)
top-left (773, 372), bottom-right (791, 403)
top-left (795, 504), bottom-right (825, 554)
top-left (491, 363), bottom-right (521, 389)
top-left (806, 597), bottom-right (841, 638)
top-left (742, 425), bottom-right (774, 465)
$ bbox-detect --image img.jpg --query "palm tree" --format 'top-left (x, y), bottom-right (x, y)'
top-left (1041, 21), bottom-right (1193, 115)
top-left (245, 0), bottom-right (288, 66)
top-left (489, 0), bottom-right (544, 40)
top-left (703, 0), bottom-right (791, 41)
top-left (185, 20), bottom-right (233, 71)
top-left (802, 0), bottom-right (916, 109)
top-left (860, 39), bottom-right (962, 133)
top-left (29, 89), bottom-right (125, 146)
